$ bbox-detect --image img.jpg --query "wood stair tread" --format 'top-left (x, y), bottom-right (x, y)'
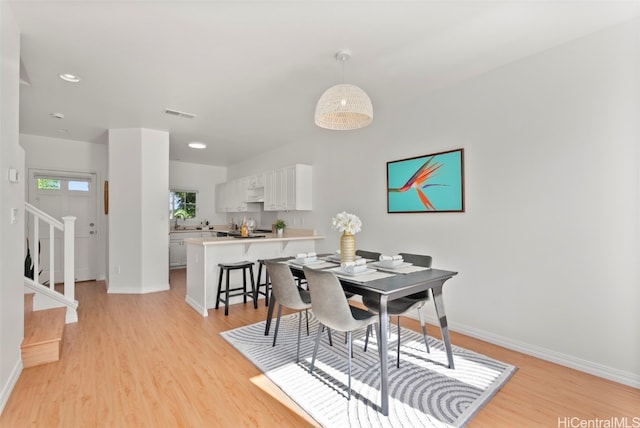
top-left (22, 301), bottom-right (66, 368)
top-left (22, 307), bottom-right (66, 347)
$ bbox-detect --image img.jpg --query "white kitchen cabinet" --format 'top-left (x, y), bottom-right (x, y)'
top-left (232, 177), bottom-right (260, 212)
top-left (284, 164), bottom-right (312, 211)
top-left (246, 174), bottom-right (264, 189)
top-left (217, 166), bottom-right (310, 213)
top-left (169, 238), bottom-right (184, 267)
top-left (245, 174), bottom-right (265, 203)
top-left (264, 168), bottom-right (285, 211)
top-left (170, 231), bottom-right (215, 267)
top-left (216, 179), bottom-right (259, 213)
top-left (215, 182), bottom-right (230, 213)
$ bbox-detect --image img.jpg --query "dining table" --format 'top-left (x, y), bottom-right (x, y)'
top-left (263, 254), bottom-right (458, 416)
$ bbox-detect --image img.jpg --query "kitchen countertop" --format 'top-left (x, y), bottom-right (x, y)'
top-left (169, 226), bottom-right (273, 234)
top-left (183, 229), bottom-right (323, 246)
top-left (169, 227), bottom-right (222, 234)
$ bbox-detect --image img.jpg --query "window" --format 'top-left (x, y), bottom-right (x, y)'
top-left (68, 180), bottom-right (90, 192)
top-left (169, 191), bottom-right (197, 219)
top-left (37, 178), bottom-right (61, 190)
top-left (36, 177), bottom-right (90, 191)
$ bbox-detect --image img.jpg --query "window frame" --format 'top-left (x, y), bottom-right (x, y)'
top-left (169, 190), bottom-right (198, 220)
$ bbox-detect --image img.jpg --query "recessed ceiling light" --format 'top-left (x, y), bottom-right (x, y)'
top-left (188, 142), bottom-right (207, 149)
top-left (50, 112), bottom-right (65, 119)
top-left (59, 73), bottom-right (80, 83)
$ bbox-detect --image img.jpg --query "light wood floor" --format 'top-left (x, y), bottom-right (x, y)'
top-left (2, 269), bottom-right (638, 427)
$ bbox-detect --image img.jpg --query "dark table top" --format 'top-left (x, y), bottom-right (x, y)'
top-left (284, 254), bottom-right (458, 301)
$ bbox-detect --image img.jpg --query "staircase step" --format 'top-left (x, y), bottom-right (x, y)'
top-left (21, 298), bottom-right (66, 368)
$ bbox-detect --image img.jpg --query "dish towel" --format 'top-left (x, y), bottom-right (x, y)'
top-left (379, 255), bottom-right (403, 261)
top-left (296, 252), bottom-right (317, 259)
top-left (340, 259), bottom-right (367, 268)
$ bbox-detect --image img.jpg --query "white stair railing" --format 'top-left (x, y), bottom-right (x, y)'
top-left (24, 202), bottom-right (77, 324)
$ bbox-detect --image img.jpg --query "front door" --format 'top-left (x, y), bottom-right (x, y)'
top-left (28, 169), bottom-right (97, 282)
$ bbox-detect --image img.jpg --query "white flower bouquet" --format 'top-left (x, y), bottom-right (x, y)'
top-left (331, 211), bottom-right (362, 235)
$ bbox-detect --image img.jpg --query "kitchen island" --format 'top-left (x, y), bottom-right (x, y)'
top-left (183, 229), bottom-right (324, 316)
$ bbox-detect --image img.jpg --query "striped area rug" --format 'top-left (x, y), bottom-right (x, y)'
top-left (221, 313), bottom-right (516, 427)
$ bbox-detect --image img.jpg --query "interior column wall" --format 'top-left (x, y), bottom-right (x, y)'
top-left (108, 128), bottom-right (169, 293)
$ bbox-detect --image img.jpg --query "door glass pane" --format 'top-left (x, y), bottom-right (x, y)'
top-left (37, 178), bottom-right (61, 190)
top-left (68, 181), bottom-right (90, 192)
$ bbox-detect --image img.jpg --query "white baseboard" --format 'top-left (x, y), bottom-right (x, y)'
top-left (107, 283), bottom-right (170, 294)
top-left (415, 313), bottom-right (640, 389)
top-left (0, 359), bottom-right (22, 416)
top-left (185, 295), bottom-right (208, 317)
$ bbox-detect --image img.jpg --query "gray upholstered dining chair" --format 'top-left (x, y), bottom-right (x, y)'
top-left (303, 267), bottom-right (380, 400)
top-left (265, 260), bottom-right (312, 363)
top-left (363, 252), bottom-right (433, 368)
top-left (355, 249), bottom-right (381, 261)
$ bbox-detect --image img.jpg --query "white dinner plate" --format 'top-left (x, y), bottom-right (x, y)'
top-left (290, 259), bottom-right (323, 266)
top-left (370, 261), bottom-right (413, 270)
top-left (332, 267), bottom-right (377, 276)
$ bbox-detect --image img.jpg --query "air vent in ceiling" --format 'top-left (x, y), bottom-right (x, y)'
top-left (164, 108), bottom-right (196, 119)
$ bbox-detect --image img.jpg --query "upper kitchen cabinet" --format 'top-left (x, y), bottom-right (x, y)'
top-left (215, 182), bottom-right (228, 212)
top-left (245, 174), bottom-right (265, 203)
top-left (264, 168), bottom-right (285, 211)
top-left (215, 178), bottom-right (260, 213)
top-left (217, 165), bottom-right (311, 213)
top-left (265, 164), bottom-right (312, 211)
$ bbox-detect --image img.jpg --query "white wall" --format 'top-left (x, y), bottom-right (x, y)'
top-left (230, 20), bottom-right (640, 386)
top-left (108, 128), bottom-right (169, 294)
top-left (0, 3), bottom-right (24, 413)
top-left (20, 134), bottom-right (108, 280)
top-left (169, 160), bottom-right (227, 226)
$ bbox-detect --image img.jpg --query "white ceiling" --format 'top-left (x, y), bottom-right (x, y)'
top-left (10, 0), bottom-right (640, 166)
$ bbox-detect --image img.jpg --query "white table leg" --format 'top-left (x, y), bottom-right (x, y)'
top-left (432, 285), bottom-right (455, 369)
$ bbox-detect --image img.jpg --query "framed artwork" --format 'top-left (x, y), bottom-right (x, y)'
top-left (387, 148), bottom-right (464, 213)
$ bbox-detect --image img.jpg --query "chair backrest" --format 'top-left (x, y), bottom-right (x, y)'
top-left (303, 267), bottom-right (361, 332)
top-left (398, 253), bottom-right (432, 268)
top-left (355, 249), bottom-right (381, 261)
top-left (265, 261), bottom-right (309, 310)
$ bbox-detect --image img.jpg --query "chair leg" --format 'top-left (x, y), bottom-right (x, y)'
top-left (305, 309), bottom-right (309, 336)
top-left (264, 272), bottom-right (270, 306)
top-left (347, 331), bottom-right (352, 400)
top-left (310, 324), bottom-right (324, 374)
top-left (417, 308), bottom-right (430, 353)
top-left (225, 269), bottom-right (230, 316)
top-left (242, 268), bottom-right (247, 304)
top-left (273, 305), bottom-right (283, 347)
top-left (327, 327), bottom-right (333, 347)
top-left (215, 268), bottom-right (223, 310)
top-left (249, 266), bottom-right (257, 309)
top-left (296, 310), bottom-right (302, 363)
top-left (364, 325), bottom-right (371, 352)
top-left (254, 264), bottom-right (261, 307)
top-left (397, 316), bottom-right (401, 368)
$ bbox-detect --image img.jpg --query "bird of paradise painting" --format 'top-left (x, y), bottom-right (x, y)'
top-left (387, 148), bottom-right (464, 213)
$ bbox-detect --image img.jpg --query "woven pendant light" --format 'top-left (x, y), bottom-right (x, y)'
top-left (315, 50), bottom-right (373, 130)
